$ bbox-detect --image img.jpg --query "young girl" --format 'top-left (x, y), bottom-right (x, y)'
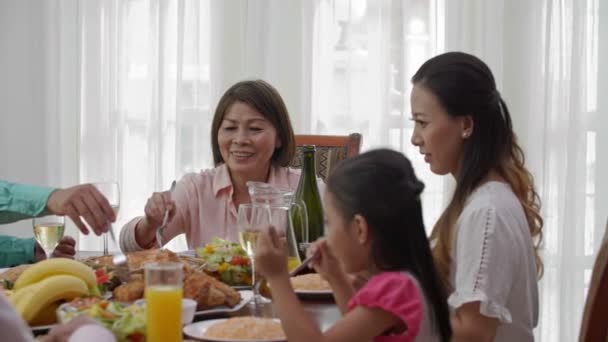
top-left (255, 149), bottom-right (452, 342)
top-left (409, 52), bottom-right (543, 341)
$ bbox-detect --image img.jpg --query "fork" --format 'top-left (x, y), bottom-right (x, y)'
top-left (107, 228), bottom-right (127, 265)
top-left (156, 180), bottom-right (176, 249)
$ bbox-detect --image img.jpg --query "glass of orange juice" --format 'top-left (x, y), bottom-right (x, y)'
top-left (145, 262), bottom-right (183, 342)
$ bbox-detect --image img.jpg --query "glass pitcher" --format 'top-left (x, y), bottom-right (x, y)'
top-left (247, 181), bottom-right (309, 264)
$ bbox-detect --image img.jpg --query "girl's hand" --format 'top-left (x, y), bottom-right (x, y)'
top-left (307, 239), bottom-right (344, 282)
top-left (255, 226), bottom-right (289, 280)
top-left (143, 191), bottom-right (175, 229)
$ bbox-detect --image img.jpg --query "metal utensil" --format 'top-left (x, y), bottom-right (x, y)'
top-left (106, 228), bottom-right (126, 265)
top-left (289, 252), bottom-right (318, 277)
top-left (156, 180), bottom-right (176, 248)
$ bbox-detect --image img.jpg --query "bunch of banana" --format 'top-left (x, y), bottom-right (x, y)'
top-left (8, 258), bottom-right (97, 324)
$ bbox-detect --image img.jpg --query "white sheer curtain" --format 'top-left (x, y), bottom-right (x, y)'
top-left (309, 0), bottom-right (449, 229)
top-left (444, 0), bottom-right (604, 340)
top-left (75, 0), bottom-right (315, 251)
top-left (47, 0), bottom-right (605, 340)
top-left (77, 0), bottom-right (215, 251)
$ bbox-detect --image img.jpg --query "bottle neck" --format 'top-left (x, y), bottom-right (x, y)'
top-left (302, 151), bottom-right (316, 174)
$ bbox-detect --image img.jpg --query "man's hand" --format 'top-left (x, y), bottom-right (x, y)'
top-left (46, 184), bottom-right (116, 235)
top-left (35, 236), bottom-right (77, 261)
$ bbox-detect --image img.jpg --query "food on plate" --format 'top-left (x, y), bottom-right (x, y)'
top-left (83, 249), bottom-right (180, 272)
top-left (0, 264), bottom-right (31, 286)
top-left (112, 279), bottom-right (145, 302)
top-left (290, 273), bottom-right (331, 291)
top-left (11, 274), bottom-right (90, 323)
top-left (126, 249), bottom-right (180, 270)
top-left (183, 271), bottom-right (241, 310)
top-left (13, 258), bottom-right (97, 293)
top-left (203, 317), bottom-right (285, 340)
top-left (58, 297), bottom-right (145, 342)
top-left (201, 272), bottom-right (242, 307)
top-left (196, 238), bottom-right (252, 286)
top-left (4, 259), bottom-right (99, 324)
top-left (29, 302), bottom-right (59, 326)
top-left (93, 266), bottom-right (123, 294)
top-left (184, 273), bottom-right (225, 310)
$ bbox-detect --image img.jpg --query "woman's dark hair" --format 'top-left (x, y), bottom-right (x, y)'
top-left (411, 52), bottom-right (543, 287)
top-left (326, 148), bottom-right (451, 342)
top-left (211, 79), bottom-right (296, 167)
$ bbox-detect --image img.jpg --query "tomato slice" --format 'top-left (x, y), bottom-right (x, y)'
top-left (95, 268), bottom-right (106, 277)
top-left (96, 274), bottom-right (110, 285)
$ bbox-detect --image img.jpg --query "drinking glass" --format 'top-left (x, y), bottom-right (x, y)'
top-left (32, 215), bottom-right (65, 260)
top-left (145, 262), bottom-right (183, 342)
top-left (266, 206), bottom-right (302, 272)
top-left (237, 203), bottom-right (271, 306)
top-left (93, 182), bottom-right (120, 255)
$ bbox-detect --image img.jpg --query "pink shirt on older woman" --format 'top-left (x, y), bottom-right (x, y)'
top-left (119, 164), bottom-right (313, 252)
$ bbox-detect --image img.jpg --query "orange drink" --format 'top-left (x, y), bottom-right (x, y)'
top-left (287, 256), bottom-right (301, 272)
top-left (145, 262), bottom-right (183, 342)
top-left (146, 286), bottom-right (182, 342)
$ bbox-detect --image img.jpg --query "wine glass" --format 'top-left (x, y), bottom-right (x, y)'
top-left (33, 215), bottom-right (66, 260)
top-left (237, 203), bottom-right (271, 307)
top-left (93, 182), bottom-right (120, 255)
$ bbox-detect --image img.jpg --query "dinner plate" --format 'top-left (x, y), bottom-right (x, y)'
top-left (195, 290), bottom-right (253, 315)
top-left (30, 324), bottom-right (56, 334)
top-left (293, 288), bottom-right (333, 300)
top-left (135, 290), bottom-right (253, 316)
top-left (183, 318), bottom-right (286, 342)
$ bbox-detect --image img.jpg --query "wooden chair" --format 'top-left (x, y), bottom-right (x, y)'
top-left (580, 217), bottom-right (608, 342)
top-left (289, 133), bottom-right (362, 180)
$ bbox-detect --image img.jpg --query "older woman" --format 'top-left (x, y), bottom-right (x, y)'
top-left (120, 80), bottom-right (308, 251)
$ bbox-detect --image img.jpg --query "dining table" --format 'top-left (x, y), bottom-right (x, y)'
top-left (30, 251), bottom-right (343, 340)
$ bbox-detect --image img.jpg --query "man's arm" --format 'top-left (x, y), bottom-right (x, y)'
top-left (0, 235), bottom-right (37, 268)
top-left (1, 181), bottom-right (115, 235)
top-left (0, 181), bottom-right (54, 224)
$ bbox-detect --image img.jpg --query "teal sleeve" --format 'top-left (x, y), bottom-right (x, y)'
top-left (0, 181), bottom-right (55, 224)
top-left (0, 236), bottom-right (36, 267)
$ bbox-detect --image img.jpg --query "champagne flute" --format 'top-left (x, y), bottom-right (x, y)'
top-left (33, 215), bottom-right (66, 260)
top-left (93, 182), bottom-right (120, 255)
top-left (237, 203), bottom-right (271, 307)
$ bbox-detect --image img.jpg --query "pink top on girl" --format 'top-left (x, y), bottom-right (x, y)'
top-left (348, 272), bottom-right (441, 342)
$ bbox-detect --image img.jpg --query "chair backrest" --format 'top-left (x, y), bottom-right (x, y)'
top-left (289, 133), bottom-right (362, 181)
top-left (580, 217), bottom-right (608, 342)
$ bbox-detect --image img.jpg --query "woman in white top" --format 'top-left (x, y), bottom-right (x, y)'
top-left (409, 52), bottom-right (543, 341)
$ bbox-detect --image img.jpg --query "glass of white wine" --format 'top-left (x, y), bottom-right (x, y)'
top-left (33, 215), bottom-right (65, 260)
top-left (93, 181), bottom-right (120, 255)
top-left (237, 203), bottom-right (271, 307)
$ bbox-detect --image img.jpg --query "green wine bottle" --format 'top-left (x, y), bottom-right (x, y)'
top-left (294, 145), bottom-right (324, 260)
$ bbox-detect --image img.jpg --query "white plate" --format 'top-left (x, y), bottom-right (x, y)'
top-left (195, 290), bottom-right (253, 315)
top-left (232, 285), bottom-right (251, 291)
top-left (31, 324), bottom-right (56, 333)
top-left (183, 318), bottom-right (286, 342)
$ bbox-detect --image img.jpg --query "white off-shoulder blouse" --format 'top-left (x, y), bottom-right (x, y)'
top-left (448, 181), bottom-right (539, 342)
